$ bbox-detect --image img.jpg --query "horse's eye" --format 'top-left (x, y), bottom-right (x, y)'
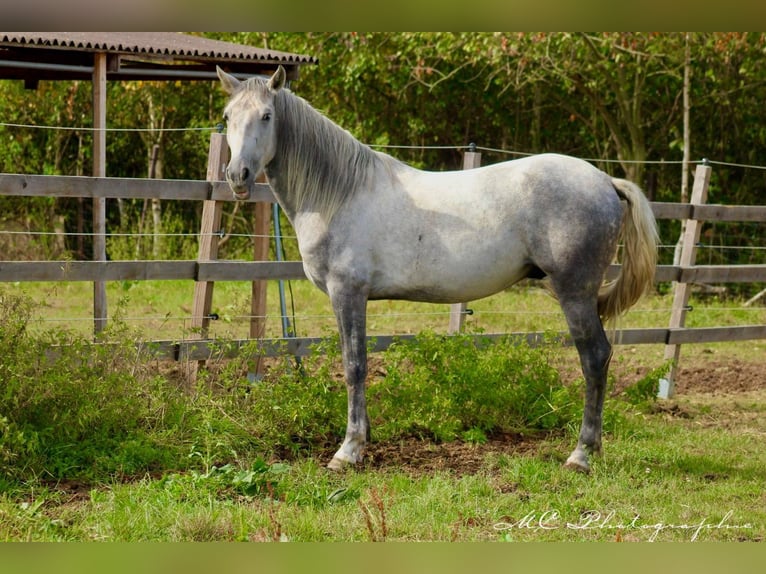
top-left (223, 113), bottom-right (229, 123)
top-left (262, 112), bottom-right (271, 122)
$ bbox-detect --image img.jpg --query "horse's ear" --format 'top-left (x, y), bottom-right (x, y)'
top-left (217, 66), bottom-right (241, 95)
top-left (267, 65), bottom-right (287, 93)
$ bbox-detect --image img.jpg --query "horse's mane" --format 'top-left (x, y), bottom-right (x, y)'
top-left (243, 77), bottom-right (391, 221)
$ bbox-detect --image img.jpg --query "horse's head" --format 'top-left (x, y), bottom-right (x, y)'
top-left (217, 65), bottom-right (286, 200)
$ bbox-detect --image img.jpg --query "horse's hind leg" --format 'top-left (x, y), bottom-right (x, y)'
top-left (555, 292), bottom-right (613, 474)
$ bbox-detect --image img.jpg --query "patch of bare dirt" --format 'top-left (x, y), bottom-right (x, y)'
top-left (611, 354), bottom-right (766, 395)
top-left (360, 432), bottom-right (547, 477)
top-left (675, 359), bottom-right (766, 394)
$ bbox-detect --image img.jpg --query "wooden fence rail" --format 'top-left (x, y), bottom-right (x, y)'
top-left (133, 325), bottom-right (766, 364)
top-left (4, 172), bottom-right (766, 221)
top-left (2, 260), bottom-right (764, 285)
top-left (2, 141), bottom-right (766, 397)
top-left (0, 173), bottom-right (275, 203)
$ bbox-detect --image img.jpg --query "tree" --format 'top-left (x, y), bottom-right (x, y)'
top-left (4, 32), bottom-right (766, 266)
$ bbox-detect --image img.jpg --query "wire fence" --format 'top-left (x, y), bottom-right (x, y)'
top-left (0, 121), bottom-right (220, 133)
top-left (4, 119), bottom-right (766, 170)
top-left (3, 119), bottom-right (766, 338)
top-left (3, 119), bottom-right (766, 246)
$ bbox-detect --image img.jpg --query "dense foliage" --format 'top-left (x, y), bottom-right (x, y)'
top-left (0, 289), bottom-right (660, 490)
top-left (1, 33), bottom-right (765, 264)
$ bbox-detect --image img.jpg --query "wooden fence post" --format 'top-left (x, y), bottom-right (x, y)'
top-left (659, 162), bottom-right (712, 398)
top-left (449, 145), bottom-right (481, 333)
top-left (92, 52), bottom-right (107, 335)
top-left (188, 132), bottom-right (229, 383)
top-left (249, 174), bottom-right (271, 380)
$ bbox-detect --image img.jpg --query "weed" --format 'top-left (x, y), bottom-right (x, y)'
top-left (462, 427), bottom-right (489, 444)
top-left (358, 486), bottom-right (390, 542)
top-left (0, 290), bottom-right (185, 485)
top-left (621, 361), bottom-right (672, 408)
top-left (161, 458), bottom-right (289, 501)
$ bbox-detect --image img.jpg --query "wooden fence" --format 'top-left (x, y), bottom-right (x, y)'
top-left (2, 133), bottom-right (766, 395)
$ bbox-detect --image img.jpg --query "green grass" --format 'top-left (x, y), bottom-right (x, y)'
top-left (2, 396), bottom-right (764, 542)
top-left (10, 278), bottom-right (766, 340)
top-left (1, 284), bottom-right (765, 541)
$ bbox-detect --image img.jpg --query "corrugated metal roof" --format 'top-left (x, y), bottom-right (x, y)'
top-left (0, 32), bottom-right (317, 65)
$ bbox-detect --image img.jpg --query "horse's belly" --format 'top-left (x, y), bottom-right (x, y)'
top-left (370, 248), bottom-right (531, 303)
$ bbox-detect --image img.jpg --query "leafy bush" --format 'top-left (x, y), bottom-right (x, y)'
top-left (195, 337), bottom-right (347, 459)
top-left (4, 288), bottom-right (648, 491)
top-left (0, 290), bottom-right (345, 488)
top-left (368, 331), bottom-right (583, 442)
top-left (160, 458), bottom-right (290, 500)
top-left (621, 361), bottom-right (671, 408)
top-left (0, 290), bottom-right (186, 486)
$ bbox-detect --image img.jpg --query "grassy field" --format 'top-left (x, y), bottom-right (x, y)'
top-left (1, 389), bottom-right (765, 542)
top-left (8, 277), bottom-right (766, 341)
top-left (1, 281), bottom-right (765, 542)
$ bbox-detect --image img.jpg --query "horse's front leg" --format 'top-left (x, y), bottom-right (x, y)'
top-left (327, 285), bottom-right (369, 471)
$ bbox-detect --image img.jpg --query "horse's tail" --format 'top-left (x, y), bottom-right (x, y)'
top-left (598, 178), bottom-right (659, 322)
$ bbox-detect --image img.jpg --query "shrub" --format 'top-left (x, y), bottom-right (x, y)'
top-left (621, 361), bottom-right (670, 409)
top-left (200, 337), bottom-right (347, 459)
top-left (0, 290), bottom-right (185, 486)
top-left (3, 287), bottom-right (650, 490)
top-left (368, 331), bottom-right (583, 442)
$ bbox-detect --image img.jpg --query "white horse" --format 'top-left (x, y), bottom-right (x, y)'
top-left (217, 65), bottom-right (658, 473)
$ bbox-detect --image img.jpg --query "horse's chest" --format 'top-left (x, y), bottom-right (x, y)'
top-left (300, 260), bottom-right (327, 293)
top-left (297, 240), bottom-right (330, 293)
top-left (292, 219), bottom-right (332, 293)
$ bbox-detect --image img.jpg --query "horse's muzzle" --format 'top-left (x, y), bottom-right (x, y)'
top-left (226, 159), bottom-right (254, 200)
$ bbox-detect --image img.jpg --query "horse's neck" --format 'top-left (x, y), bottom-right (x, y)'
top-left (266, 94), bottom-right (377, 222)
top-left (263, 163), bottom-right (298, 222)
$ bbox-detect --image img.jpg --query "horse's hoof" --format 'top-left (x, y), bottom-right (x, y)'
top-left (564, 452), bottom-right (591, 474)
top-left (563, 460), bottom-right (591, 474)
top-left (327, 457), bottom-right (350, 471)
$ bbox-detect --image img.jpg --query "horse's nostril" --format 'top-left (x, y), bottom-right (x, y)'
top-left (241, 166), bottom-right (250, 181)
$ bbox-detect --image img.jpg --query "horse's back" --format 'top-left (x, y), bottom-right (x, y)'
top-left (398, 153), bottom-right (623, 245)
top-left (403, 153), bottom-right (616, 205)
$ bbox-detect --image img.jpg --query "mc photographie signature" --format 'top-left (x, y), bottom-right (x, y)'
top-left (493, 509), bottom-right (753, 541)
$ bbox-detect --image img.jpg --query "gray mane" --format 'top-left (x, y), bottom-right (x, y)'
top-left (244, 77), bottom-right (389, 221)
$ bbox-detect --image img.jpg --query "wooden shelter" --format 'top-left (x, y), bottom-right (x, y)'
top-left (0, 32), bottom-right (315, 85)
top-left (0, 32), bottom-right (316, 333)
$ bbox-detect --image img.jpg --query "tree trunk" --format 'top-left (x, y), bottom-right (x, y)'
top-left (674, 34), bottom-right (692, 269)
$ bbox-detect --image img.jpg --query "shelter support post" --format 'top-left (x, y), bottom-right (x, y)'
top-left (92, 52), bottom-right (107, 335)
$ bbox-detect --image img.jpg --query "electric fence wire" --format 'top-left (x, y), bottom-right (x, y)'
top-left (0, 122), bottom-right (217, 133)
top-left (4, 120), bottom-right (766, 171)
